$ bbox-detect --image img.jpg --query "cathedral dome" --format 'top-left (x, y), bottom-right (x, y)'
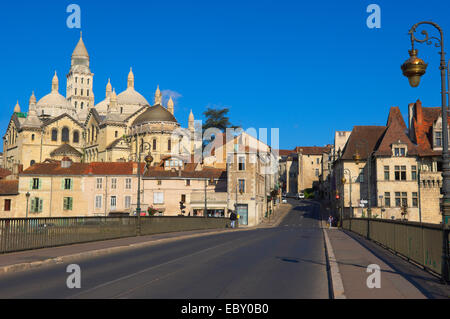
top-left (36, 72), bottom-right (76, 118)
top-left (95, 98), bottom-right (109, 115)
top-left (132, 105), bottom-right (178, 126)
top-left (117, 87), bottom-right (149, 107)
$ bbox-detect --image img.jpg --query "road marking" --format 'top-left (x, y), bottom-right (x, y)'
top-left (323, 229), bottom-right (346, 299)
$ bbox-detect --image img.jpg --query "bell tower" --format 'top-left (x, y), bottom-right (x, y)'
top-left (66, 32), bottom-right (94, 119)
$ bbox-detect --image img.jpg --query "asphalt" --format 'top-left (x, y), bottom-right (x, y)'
top-left (0, 199), bottom-right (330, 299)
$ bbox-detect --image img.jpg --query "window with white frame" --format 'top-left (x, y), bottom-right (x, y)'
top-left (95, 195), bottom-right (102, 209)
top-left (125, 178), bottom-right (132, 189)
top-left (110, 196), bottom-right (117, 210)
top-left (111, 178), bottom-right (117, 189)
top-left (125, 196), bottom-right (131, 209)
top-left (96, 178), bottom-right (103, 189)
top-left (153, 192), bottom-right (164, 204)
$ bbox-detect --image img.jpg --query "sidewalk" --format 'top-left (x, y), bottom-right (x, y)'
top-left (325, 228), bottom-right (426, 299)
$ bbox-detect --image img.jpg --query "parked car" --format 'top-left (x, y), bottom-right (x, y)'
top-left (297, 193), bottom-right (305, 200)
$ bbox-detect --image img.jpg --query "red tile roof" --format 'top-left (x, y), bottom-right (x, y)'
top-left (21, 162), bottom-right (145, 176)
top-left (0, 180), bottom-right (18, 195)
top-left (410, 100), bottom-right (449, 156)
top-left (375, 107), bottom-right (418, 156)
top-left (0, 168), bottom-right (12, 179)
top-left (295, 146), bottom-right (331, 155)
top-left (341, 126), bottom-right (386, 160)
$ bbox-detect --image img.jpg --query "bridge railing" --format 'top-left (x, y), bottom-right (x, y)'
top-left (342, 218), bottom-right (449, 279)
top-left (0, 216), bottom-right (231, 254)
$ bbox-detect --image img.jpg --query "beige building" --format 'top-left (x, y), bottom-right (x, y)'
top-left (333, 106), bottom-right (442, 224)
top-left (17, 158), bottom-right (144, 218)
top-left (3, 34), bottom-right (197, 174)
top-left (279, 146), bottom-right (331, 196)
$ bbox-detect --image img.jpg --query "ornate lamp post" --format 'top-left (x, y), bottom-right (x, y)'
top-left (25, 192), bottom-right (30, 219)
top-left (401, 21), bottom-right (449, 282)
top-left (343, 169), bottom-right (353, 219)
top-left (124, 134), bottom-right (153, 235)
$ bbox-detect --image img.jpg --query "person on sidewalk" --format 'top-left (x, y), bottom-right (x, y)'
top-left (328, 215), bottom-right (334, 228)
top-left (230, 211), bottom-right (237, 229)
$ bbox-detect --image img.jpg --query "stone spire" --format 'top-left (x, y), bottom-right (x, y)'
top-left (189, 109), bottom-right (195, 132)
top-left (154, 85), bottom-right (162, 105)
top-left (23, 99), bottom-right (41, 128)
top-left (71, 31), bottom-right (90, 66)
top-left (13, 100), bottom-right (21, 113)
top-left (167, 97), bottom-right (174, 114)
top-left (52, 71), bottom-right (59, 92)
top-left (29, 91), bottom-right (36, 106)
top-left (106, 78), bottom-right (112, 97)
top-left (127, 68), bottom-right (134, 89)
top-left (106, 89), bottom-right (121, 122)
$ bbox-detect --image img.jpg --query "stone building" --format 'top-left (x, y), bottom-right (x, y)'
top-left (3, 33), bottom-right (197, 172)
top-left (333, 105), bottom-right (442, 224)
top-left (279, 146), bottom-right (331, 196)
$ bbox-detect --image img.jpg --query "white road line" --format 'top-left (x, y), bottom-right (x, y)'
top-left (323, 229), bottom-right (346, 299)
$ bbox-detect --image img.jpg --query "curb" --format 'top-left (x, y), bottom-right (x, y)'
top-left (323, 228), bottom-right (346, 299)
top-left (0, 227), bottom-right (253, 277)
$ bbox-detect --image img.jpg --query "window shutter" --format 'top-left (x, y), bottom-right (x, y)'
top-left (38, 179), bottom-right (42, 190)
top-left (70, 179), bottom-right (73, 190)
top-left (63, 197), bottom-right (68, 210)
top-left (39, 199), bottom-right (43, 212)
top-left (61, 179), bottom-right (65, 190)
top-left (69, 198), bottom-right (73, 210)
top-left (29, 179), bottom-right (33, 190)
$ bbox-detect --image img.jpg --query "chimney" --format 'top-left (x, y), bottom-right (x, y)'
top-left (132, 162), bottom-right (138, 175)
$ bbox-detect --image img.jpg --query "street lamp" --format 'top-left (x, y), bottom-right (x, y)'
top-left (124, 134), bottom-right (153, 235)
top-left (401, 21), bottom-right (449, 282)
top-left (343, 169), bottom-right (353, 219)
top-left (25, 192), bottom-right (30, 218)
top-left (353, 142), bottom-right (375, 218)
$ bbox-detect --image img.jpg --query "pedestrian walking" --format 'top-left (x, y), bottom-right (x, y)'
top-left (230, 211), bottom-right (237, 229)
top-left (328, 215), bottom-right (333, 228)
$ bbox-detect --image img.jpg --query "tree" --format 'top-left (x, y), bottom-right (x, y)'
top-left (202, 107), bottom-right (237, 132)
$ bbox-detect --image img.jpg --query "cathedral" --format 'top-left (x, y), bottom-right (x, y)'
top-left (2, 33), bottom-right (197, 172)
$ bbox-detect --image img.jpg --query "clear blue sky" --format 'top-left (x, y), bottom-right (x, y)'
top-left (0, 0), bottom-right (449, 150)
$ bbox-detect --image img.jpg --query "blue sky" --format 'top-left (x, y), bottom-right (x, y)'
top-left (0, 0), bottom-right (449, 150)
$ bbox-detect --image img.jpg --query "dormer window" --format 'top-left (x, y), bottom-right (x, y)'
top-left (394, 148), bottom-right (406, 157)
top-left (435, 131), bottom-right (442, 147)
top-left (392, 142), bottom-right (407, 157)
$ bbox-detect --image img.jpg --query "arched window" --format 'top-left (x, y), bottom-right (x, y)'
top-left (81, 102), bottom-right (84, 110)
top-left (73, 131), bottom-right (80, 143)
top-left (74, 101), bottom-right (78, 109)
top-left (153, 139), bottom-right (157, 151)
top-left (31, 134), bottom-right (35, 141)
top-left (30, 160), bottom-right (35, 167)
top-left (51, 129), bottom-right (58, 142)
top-left (62, 127), bottom-right (69, 142)
top-left (168, 139), bottom-right (171, 151)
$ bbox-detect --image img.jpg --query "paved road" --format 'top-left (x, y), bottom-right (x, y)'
top-left (0, 200), bottom-right (329, 299)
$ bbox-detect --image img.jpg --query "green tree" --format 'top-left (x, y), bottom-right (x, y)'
top-left (202, 107), bottom-right (237, 132)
